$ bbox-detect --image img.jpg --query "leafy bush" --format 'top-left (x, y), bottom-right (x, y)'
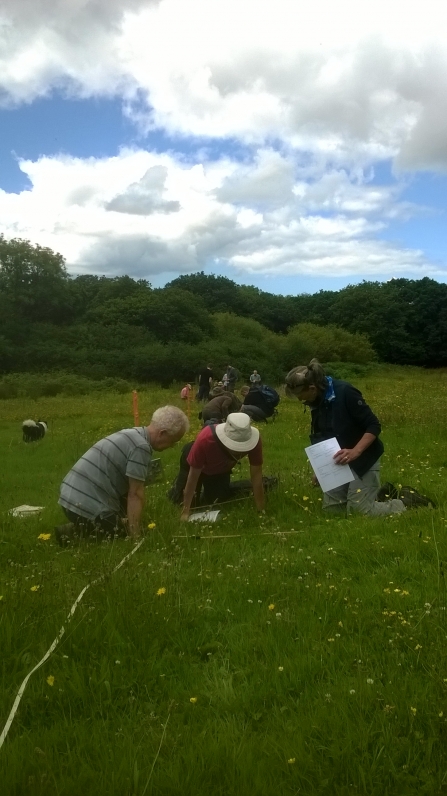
top-left (283, 323), bottom-right (376, 370)
top-left (0, 380), bottom-right (19, 399)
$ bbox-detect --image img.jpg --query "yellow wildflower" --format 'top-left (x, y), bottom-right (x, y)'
top-left (190, 697), bottom-right (197, 704)
top-left (147, 522), bottom-right (156, 529)
top-left (38, 533), bottom-right (51, 541)
top-left (156, 587), bottom-right (166, 596)
top-left (287, 758), bottom-right (296, 764)
top-left (302, 496), bottom-right (309, 501)
top-left (30, 585), bottom-right (40, 592)
top-left (46, 675), bottom-right (55, 686)
top-left (268, 603), bottom-right (275, 611)
top-left (410, 706), bottom-right (417, 715)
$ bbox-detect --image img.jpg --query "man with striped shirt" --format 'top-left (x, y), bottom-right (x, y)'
top-left (56, 406), bottom-right (188, 545)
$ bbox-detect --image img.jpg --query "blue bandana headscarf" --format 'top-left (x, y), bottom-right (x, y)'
top-left (324, 375), bottom-right (336, 402)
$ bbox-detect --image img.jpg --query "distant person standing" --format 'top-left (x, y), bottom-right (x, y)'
top-left (225, 364), bottom-right (238, 392)
top-left (196, 364), bottom-right (213, 402)
top-left (250, 369), bottom-right (261, 386)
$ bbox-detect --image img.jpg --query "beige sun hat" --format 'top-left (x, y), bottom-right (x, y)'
top-left (215, 412), bottom-right (259, 452)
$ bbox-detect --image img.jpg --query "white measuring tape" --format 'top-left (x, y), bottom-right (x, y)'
top-left (0, 538), bottom-right (145, 750)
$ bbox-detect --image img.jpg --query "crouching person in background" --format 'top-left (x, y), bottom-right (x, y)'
top-left (201, 388), bottom-right (242, 423)
top-left (56, 406), bottom-right (189, 545)
top-left (168, 413), bottom-right (276, 519)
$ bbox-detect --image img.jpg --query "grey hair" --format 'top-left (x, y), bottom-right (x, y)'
top-left (151, 405), bottom-right (189, 436)
top-left (285, 359), bottom-right (327, 398)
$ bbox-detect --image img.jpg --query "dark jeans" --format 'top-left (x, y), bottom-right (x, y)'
top-left (241, 405), bottom-right (268, 422)
top-left (167, 442), bottom-right (253, 506)
top-left (196, 384), bottom-right (210, 402)
top-left (201, 408), bottom-right (224, 423)
top-left (63, 501), bottom-right (128, 542)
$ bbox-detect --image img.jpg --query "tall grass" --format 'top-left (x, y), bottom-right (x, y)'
top-left (0, 366), bottom-right (446, 795)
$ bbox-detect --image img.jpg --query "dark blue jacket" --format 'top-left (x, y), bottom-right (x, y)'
top-left (309, 378), bottom-right (384, 478)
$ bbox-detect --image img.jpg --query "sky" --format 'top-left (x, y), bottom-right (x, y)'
top-left (1, 0), bottom-right (447, 296)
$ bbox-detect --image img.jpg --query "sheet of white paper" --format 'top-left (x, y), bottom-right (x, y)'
top-left (188, 510), bottom-right (220, 523)
top-left (10, 505), bottom-right (44, 517)
top-left (305, 438), bottom-right (355, 493)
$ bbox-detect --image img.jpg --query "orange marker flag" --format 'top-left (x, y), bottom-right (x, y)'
top-left (132, 390), bottom-right (140, 426)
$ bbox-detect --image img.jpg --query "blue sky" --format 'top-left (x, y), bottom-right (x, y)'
top-left (1, 0), bottom-right (447, 295)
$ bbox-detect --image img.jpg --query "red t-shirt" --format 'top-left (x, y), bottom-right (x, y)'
top-left (187, 425), bottom-right (263, 475)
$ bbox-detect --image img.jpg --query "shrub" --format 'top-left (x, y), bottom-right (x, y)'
top-left (0, 381), bottom-right (19, 399)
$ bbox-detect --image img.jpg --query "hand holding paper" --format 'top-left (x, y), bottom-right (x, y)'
top-left (305, 437), bottom-right (355, 493)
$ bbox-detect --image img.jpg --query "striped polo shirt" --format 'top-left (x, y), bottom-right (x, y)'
top-left (59, 427), bottom-right (152, 520)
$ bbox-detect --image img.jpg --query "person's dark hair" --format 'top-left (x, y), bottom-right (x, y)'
top-left (285, 359), bottom-right (327, 398)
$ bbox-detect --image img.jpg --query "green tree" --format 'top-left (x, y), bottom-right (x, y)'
top-left (89, 287), bottom-right (214, 344)
top-left (0, 235), bottom-right (71, 324)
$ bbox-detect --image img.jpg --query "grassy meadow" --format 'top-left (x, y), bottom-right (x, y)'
top-left (1, 365), bottom-right (447, 795)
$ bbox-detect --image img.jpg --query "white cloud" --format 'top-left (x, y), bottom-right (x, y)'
top-left (3, 1), bottom-right (447, 170)
top-left (0, 148), bottom-right (442, 281)
top-left (1, 1), bottom-right (447, 282)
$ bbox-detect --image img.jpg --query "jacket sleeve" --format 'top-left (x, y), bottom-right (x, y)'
top-left (343, 384), bottom-right (381, 437)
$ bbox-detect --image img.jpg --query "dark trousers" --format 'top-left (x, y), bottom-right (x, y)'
top-left (167, 442), bottom-right (252, 506)
top-left (196, 385), bottom-right (210, 402)
top-left (241, 405), bottom-right (268, 422)
top-left (63, 499), bottom-right (128, 541)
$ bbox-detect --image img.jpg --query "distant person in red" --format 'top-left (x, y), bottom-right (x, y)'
top-left (196, 364), bottom-right (213, 402)
top-left (180, 384), bottom-right (192, 400)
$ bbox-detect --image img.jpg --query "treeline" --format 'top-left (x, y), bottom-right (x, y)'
top-left (0, 235), bottom-right (445, 386)
top-left (169, 273), bottom-right (447, 366)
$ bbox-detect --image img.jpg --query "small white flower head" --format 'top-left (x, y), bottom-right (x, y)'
top-left (366, 678), bottom-right (374, 685)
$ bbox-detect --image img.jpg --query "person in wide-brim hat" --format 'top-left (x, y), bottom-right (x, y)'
top-left (215, 412), bottom-right (259, 451)
top-left (167, 413), bottom-right (276, 518)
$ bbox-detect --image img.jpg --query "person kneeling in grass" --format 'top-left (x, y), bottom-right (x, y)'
top-left (168, 413), bottom-right (275, 520)
top-left (56, 406), bottom-right (189, 545)
top-left (285, 359), bottom-right (434, 516)
top-left (200, 388), bottom-right (242, 423)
